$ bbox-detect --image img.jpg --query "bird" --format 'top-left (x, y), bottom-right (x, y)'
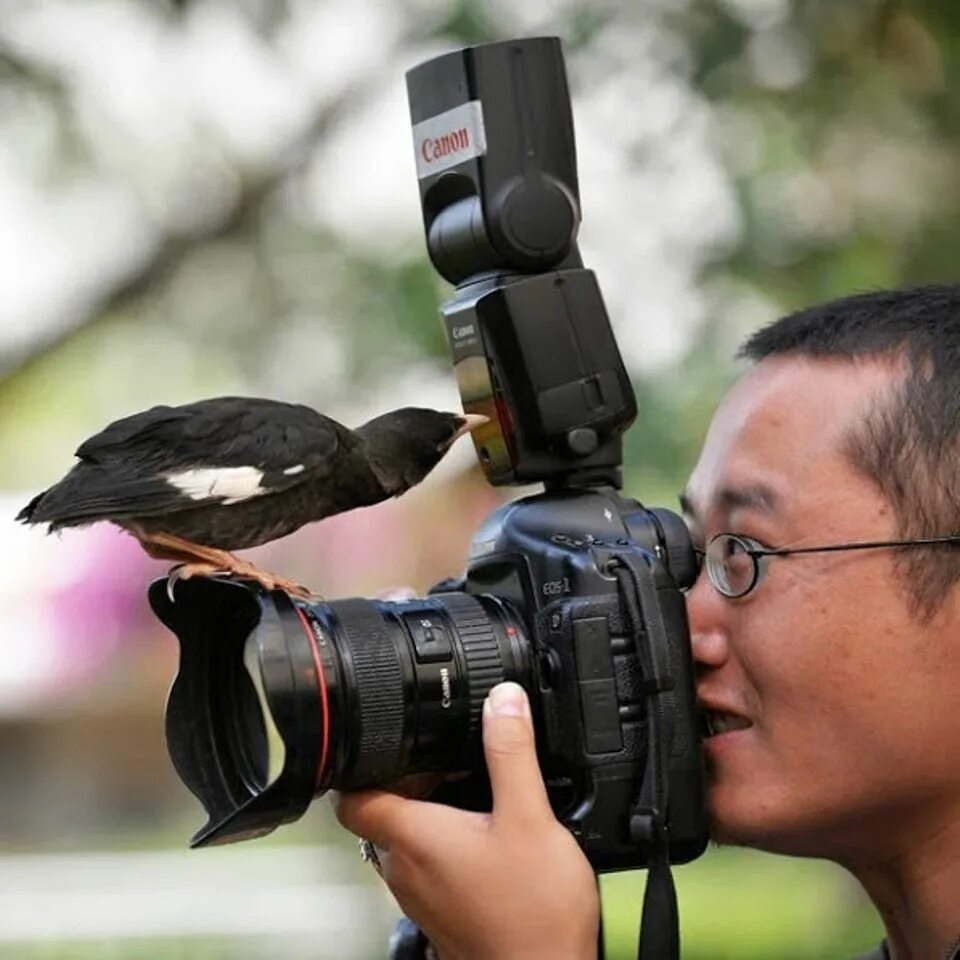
top-left (17, 397), bottom-right (488, 599)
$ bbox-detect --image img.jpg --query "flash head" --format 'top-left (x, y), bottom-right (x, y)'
top-left (406, 38), bottom-right (637, 488)
top-left (407, 36), bottom-right (581, 283)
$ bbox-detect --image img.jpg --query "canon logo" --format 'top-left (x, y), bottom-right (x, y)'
top-left (412, 101), bottom-right (486, 179)
top-left (420, 127), bottom-right (471, 164)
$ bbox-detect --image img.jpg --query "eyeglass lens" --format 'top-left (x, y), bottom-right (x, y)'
top-left (706, 534), bottom-right (757, 597)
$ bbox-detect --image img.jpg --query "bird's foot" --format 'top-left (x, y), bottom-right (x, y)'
top-left (166, 563), bottom-right (230, 602)
top-left (166, 561), bottom-right (316, 602)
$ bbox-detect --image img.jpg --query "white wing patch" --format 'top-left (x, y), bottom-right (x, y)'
top-left (165, 466), bottom-right (267, 505)
top-left (283, 464), bottom-right (305, 476)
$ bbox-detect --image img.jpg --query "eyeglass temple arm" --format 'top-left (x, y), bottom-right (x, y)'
top-left (752, 535), bottom-right (960, 559)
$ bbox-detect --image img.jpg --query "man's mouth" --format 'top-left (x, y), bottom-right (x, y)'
top-left (702, 710), bottom-right (753, 739)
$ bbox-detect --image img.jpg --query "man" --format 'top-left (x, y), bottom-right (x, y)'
top-left (336, 285), bottom-right (960, 960)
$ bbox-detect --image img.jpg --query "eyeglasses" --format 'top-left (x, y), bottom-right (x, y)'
top-left (696, 533), bottom-right (960, 599)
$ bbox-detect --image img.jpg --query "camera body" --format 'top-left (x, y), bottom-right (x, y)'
top-left (442, 486), bottom-right (705, 869)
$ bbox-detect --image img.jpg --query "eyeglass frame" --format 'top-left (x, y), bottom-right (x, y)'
top-left (694, 533), bottom-right (960, 599)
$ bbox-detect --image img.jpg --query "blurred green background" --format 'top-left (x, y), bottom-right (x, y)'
top-left (1, 0), bottom-right (957, 957)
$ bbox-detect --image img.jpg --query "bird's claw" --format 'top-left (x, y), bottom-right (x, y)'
top-left (252, 574), bottom-right (317, 601)
top-left (165, 562), bottom-right (317, 603)
top-left (284, 581), bottom-right (320, 602)
top-left (166, 566), bottom-right (182, 604)
top-left (166, 563), bottom-right (231, 602)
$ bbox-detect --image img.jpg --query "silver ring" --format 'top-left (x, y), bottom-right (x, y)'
top-left (358, 838), bottom-right (382, 873)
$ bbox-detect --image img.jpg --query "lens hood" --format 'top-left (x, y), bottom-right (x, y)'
top-left (148, 577), bottom-right (324, 847)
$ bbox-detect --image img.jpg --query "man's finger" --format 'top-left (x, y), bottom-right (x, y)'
top-left (332, 788), bottom-right (418, 849)
top-left (482, 682), bottom-right (552, 825)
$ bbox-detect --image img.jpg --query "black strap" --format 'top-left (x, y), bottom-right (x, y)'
top-left (610, 554), bottom-right (681, 960)
top-left (639, 842), bottom-right (679, 959)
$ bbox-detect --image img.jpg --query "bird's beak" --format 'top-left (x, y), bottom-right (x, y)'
top-left (452, 413), bottom-right (489, 443)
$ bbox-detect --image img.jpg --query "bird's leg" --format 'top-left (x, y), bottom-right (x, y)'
top-left (133, 529), bottom-right (316, 600)
top-left (131, 527), bottom-right (229, 566)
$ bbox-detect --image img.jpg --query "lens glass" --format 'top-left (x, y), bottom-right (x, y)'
top-left (222, 630), bottom-right (287, 790)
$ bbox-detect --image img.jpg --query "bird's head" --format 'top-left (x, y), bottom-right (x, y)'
top-left (355, 408), bottom-right (488, 495)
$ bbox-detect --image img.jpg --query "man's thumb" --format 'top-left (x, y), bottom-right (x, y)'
top-left (482, 682), bottom-right (551, 823)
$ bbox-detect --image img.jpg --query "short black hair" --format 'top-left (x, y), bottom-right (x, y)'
top-left (738, 284), bottom-right (960, 620)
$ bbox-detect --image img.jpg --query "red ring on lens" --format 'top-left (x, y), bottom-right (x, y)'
top-left (293, 604), bottom-right (331, 791)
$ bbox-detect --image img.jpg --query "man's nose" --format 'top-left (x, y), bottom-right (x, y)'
top-left (685, 576), bottom-right (730, 668)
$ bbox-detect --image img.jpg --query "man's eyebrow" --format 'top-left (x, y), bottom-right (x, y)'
top-left (678, 484), bottom-right (780, 520)
top-left (718, 483), bottom-right (780, 515)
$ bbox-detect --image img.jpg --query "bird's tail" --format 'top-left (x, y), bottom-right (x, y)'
top-left (16, 484), bottom-right (88, 531)
top-left (17, 462), bottom-right (181, 530)
top-left (16, 467), bottom-right (112, 531)
top-left (15, 490), bottom-right (47, 524)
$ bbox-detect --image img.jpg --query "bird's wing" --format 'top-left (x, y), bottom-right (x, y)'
top-left (29, 398), bottom-right (349, 524)
top-left (79, 397), bottom-right (342, 470)
top-left (74, 404), bottom-right (193, 462)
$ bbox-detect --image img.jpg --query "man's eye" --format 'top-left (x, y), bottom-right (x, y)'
top-left (729, 533), bottom-right (769, 551)
top-left (723, 536), bottom-right (747, 557)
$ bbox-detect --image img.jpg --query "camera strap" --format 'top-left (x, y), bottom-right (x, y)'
top-left (609, 554), bottom-right (681, 960)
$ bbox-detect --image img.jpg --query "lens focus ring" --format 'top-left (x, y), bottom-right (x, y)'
top-left (330, 599), bottom-right (405, 785)
top-left (436, 594), bottom-right (505, 736)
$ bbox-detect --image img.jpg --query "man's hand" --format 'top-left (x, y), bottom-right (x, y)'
top-left (333, 681), bottom-right (599, 960)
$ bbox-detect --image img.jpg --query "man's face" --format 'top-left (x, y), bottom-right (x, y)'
top-left (683, 355), bottom-right (960, 861)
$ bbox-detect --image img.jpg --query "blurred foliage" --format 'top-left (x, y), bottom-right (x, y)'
top-left (0, 0), bottom-right (957, 957)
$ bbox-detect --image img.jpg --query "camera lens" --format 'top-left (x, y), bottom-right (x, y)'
top-left (291, 592), bottom-right (531, 793)
top-left (151, 578), bottom-right (531, 846)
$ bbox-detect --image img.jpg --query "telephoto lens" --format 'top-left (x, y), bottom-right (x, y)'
top-left (149, 577), bottom-right (531, 846)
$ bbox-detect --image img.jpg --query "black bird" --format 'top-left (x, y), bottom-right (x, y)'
top-left (18, 397), bottom-right (487, 597)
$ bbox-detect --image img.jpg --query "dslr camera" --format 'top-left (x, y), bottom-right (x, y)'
top-left (149, 36), bottom-right (707, 956)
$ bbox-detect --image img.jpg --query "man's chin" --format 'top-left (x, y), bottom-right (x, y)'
top-left (707, 817), bottom-right (787, 853)
top-left (705, 792), bottom-right (789, 851)
top-left (706, 805), bottom-right (836, 859)
top-left (706, 814), bottom-right (755, 848)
